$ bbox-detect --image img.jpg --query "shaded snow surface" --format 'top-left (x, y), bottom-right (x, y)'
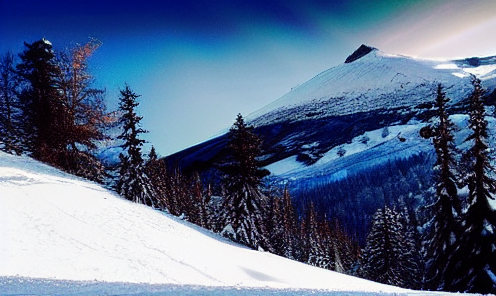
top-left (0, 152), bottom-right (464, 295)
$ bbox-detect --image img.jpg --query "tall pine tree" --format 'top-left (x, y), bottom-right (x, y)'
top-left (424, 84), bottom-right (461, 290)
top-left (444, 78), bottom-right (496, 293)
top-left (267, 192), bottom-right (285, 255)
top-left (115, 85), bottom-right (154, 206)
top-left (306, 203), bottom-right (327, 268)
top-left (281, 187), bottom-right (298, 260)
top-left (220, 113), bottom-right (271, 250)
top-left (17, 39), bottom-right (64, 162)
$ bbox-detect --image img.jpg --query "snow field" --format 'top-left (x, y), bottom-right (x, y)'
top-left (0, 151), bottom-right (432, 295)
top-left (266, 123), bottom-right (428, 179)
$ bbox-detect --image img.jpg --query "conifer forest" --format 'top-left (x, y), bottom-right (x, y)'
top-left (1, 38), bottom-right (496, 294)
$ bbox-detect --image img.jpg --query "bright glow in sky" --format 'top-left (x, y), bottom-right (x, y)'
top-left (1, 0), bottom-right (495, 156)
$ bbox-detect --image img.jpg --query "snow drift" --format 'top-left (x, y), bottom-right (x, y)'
top-left (0, 151), bottom-right (446, 295)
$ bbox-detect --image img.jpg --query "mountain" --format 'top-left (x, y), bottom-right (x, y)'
top-left (165, 45), bottom-right (496, 242)
top-left (168, 45), bottom-right (496, 168)
top-left (0, 150), bottom-right (440, 295)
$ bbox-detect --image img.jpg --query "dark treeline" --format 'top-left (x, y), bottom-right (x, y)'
top-left (140, 114), bottom-right (362, 275)
top-left (1, 39), bottom-right (495, 293)
top-left (291, 153), bottom-right (435, 246)
top-left (358, 81), bottom-right (496, 292)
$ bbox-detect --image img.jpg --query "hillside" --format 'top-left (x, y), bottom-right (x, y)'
top-left (0, 151), bottom-right (448, 295)
top-left (164, 45), bottom-right (496, 244)
top-left (167, 45), bottom-right (496, 173)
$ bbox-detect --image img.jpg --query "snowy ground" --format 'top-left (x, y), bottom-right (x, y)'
top-left (0, 152), bottom-right (469, 295)
top-left (265, 122), bottom-right (430, 178)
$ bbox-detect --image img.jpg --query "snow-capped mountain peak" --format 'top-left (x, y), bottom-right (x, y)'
top-left (344, 44), bottom-right (377, 64)
top-left (247, 45), bottom-right (495, 127)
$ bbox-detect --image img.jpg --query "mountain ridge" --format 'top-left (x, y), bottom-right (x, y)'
top-left (163, 45), bottom-right (496, 243)
top-left (167, 45), bottom-right (496, 173)
top-left (246, 46), bottom-right (496, 127)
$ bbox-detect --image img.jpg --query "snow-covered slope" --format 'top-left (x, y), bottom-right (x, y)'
top-left (164, 45), bottom-right (496, 248)
top-left (248, 45), bottom-right (495, 126)
top-left (0, 151), bottom-right (446, 295)
top-left (167, 45), bottom-right (496, 173)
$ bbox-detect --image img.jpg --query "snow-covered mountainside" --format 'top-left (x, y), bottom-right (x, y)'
top-left (0, 151), bottom-right (444, 295)
top-left (248, 45), bottom-right (496, 127)
top-left (168, 45), bottom-right (496, 172)
top-left (165, 45), bottom-right (496, 243)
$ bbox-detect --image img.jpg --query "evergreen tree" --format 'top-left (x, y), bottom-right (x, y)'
top-left (185, 172), bottom-right (202, 225)
top-left (145, 146), bottom-right (169, 210)
top-left (307, 203), bottom-right (327, 268)
top-left (332, 219), bottom-right (358, 274)
top-left (361, 206), bottom-right (421, 289)
top-left (318, 218), bottom-right (335, 271)
top-left (444, 78), bottom-right (496, 293)
top-left (424, 84), bottom-right (461, 290)
top-left (163, 168), bottom-right (184, 217)
top-left (115, 85), bottom-right (154, 206)
top-left (16, 39), bottom-right (64, 162)
top-left (192, 172), bottom-right (212, 229)
top-left (297, 216), bottom-right (310, 263)
top-left (281, 187), bottom-right (298, 260)
top-left (220, 113), bottom-right (271, 250)
top-left (0, 52), bottom-right (22, 154)
top-left (267, 193), bottom-right (285, 255)
top-left (169, 169), bottom-right (191, 218)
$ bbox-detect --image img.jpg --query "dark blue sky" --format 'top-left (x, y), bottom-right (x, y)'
top-left (2, 0), bottom-right (496, 155)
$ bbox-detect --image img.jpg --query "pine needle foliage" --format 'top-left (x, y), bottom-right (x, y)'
top-left (0, 52), bottom-right (22, 155)
top-left (423, 84), bottom-right (461, 290)
top-left (16, 39), bottom-right (64, 162)
top-left (361, 206), bottom-right (421, 289)
top-left (220, 114), bottom-right (271, 250)
top-left (444, 78), bottom-right (496, 293)
top-left (115, 85), bottom-right (154, 206)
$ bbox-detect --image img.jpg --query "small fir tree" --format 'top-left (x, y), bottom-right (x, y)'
top-left (332, 219), bottom-right (358, 274)
top-left (220, 113), bottom-right (271, 250)
top-left (281, 187), bottom-right (298, 260)
top-left (267, 193), bottom-right (285, 255)
top-left (361, 206), bottom-right (421, 289)
top-left (307, 203), bottom-right (326, 268)
top-left (297, 217), bottom-right (310, 263)
top-left (115, 85), bottom-right (154, 206)
top-left (145, 146), bottom-right (169, 210)
top-left (192, 172), bottom-right (212, 229)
